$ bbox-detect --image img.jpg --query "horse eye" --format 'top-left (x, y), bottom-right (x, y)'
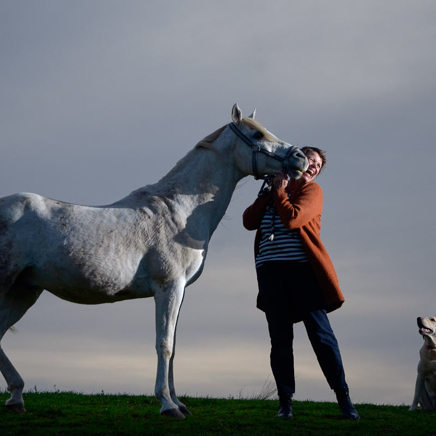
top-left (253, 131), bottom-right (264, 140)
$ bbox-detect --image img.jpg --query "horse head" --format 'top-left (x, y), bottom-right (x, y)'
top-left (230, 104), bottom-right (308, 180)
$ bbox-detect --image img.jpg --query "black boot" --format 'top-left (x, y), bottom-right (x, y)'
top-left (335, 388), bottom-right (360, 420)
top-left (277, 392), bottom-right (293, 418)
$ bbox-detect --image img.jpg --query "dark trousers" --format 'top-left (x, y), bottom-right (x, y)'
top-left (256, 261), bottom-right (347, 396)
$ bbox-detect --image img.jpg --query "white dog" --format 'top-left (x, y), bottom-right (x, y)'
top-left (410, 317), bottom-right (436, 410)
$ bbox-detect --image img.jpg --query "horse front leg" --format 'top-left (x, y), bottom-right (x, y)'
top-left (153, 280), bottom-right (190, 418)
top-left (168, 331), bottom-right (191, 416)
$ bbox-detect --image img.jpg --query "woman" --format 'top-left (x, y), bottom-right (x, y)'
top-left (242, 147), bottom-right (359, 420)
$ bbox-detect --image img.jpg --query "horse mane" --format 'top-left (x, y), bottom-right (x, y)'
top-left (194, 118), bottom-right (277, 156)
top-left (240, 117), bottom-right (278, 142)
top-left (195, 125), bottom-right (226, 155)
top-left (146, 125), bottom-right (227, 191)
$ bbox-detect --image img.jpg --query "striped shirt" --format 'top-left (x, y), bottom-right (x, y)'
top-left (255, 201), bottom-right (308, 268)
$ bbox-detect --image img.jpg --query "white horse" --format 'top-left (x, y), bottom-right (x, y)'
top-left (0, 104), bottom-right (308, 418)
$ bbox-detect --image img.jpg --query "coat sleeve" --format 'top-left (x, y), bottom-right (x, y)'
top-left (242, 194), bottom-right (271, 231)
top-left (273, 182), bottom-right (323, 229)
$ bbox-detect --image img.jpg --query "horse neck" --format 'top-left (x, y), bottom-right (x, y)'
top-left (134, 140), bottom-right (244, 236)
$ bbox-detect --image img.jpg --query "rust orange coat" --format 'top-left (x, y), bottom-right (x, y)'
top-left (242, 181), bottom-right (344, 316)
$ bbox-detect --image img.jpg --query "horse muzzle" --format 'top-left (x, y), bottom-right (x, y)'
top-left (283, 148), bottom-right (308, 180)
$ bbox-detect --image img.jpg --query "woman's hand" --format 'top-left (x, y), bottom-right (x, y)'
top-left (273, 172), bottom-right (289, 190)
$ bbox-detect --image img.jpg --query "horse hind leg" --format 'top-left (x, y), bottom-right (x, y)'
top-left (0, 283), bottom-right (43, 413)
top-left (0, 348), bottom-right (26, 413)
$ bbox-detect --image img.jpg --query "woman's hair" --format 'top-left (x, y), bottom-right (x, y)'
top-left (301, 146), bottom-right (327, 175)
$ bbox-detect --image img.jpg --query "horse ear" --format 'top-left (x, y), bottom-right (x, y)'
top-left (248, 109), bottom-right (256, 119)
top-left (231, 103), bottom-right (243, 124)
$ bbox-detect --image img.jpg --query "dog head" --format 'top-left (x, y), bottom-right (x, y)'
top-left (417, 317), bottom-right (436, 348)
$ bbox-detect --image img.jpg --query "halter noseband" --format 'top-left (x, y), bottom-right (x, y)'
top-left (228, 122), bottom-right (298, 180)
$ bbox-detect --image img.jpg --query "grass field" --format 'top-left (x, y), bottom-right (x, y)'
top-left (0, 390), bottom-right (434, 435)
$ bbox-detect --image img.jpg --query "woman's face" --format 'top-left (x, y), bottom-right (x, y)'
top-left (300, 150), bottom-right (323, 184)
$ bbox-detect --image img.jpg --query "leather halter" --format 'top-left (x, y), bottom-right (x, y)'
top-left (228, 122), bottom-right (299, 180)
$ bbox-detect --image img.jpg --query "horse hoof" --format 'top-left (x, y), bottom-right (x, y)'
top-left (179, 405), bottom-right (192, 416)
top-left (161, 407), bottom-right (185, 419)
top-left (6, 403), bottom-right (26, 414)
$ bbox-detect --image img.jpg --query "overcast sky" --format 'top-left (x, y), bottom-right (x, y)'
top-left (1, 1), bottom-right (436, 408)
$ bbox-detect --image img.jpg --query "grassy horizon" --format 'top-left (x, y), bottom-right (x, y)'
top-left (0, 390), bottom-right (434, 435)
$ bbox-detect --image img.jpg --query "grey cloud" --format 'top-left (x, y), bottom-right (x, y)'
top-left (1, 0), bottom-right (436, 407)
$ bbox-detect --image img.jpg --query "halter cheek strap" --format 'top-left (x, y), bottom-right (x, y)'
top-left (229, 122), bottom-right (261, 179)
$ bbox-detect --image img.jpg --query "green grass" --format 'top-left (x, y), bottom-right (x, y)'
top-left (0, 390), bottom-right (434, 435)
